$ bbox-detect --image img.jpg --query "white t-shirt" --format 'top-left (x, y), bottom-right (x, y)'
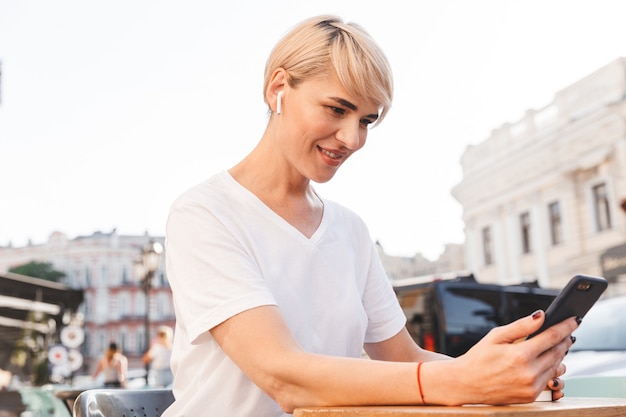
top-left (163, 171), bottom-right (406, 417)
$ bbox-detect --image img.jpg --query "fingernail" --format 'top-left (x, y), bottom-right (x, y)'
top-left (532, 310), bottom-right (543, 319)
top-left (570, 335), bottom-right (576, 344)
top-left (575, 317), bottom-right (582, 325)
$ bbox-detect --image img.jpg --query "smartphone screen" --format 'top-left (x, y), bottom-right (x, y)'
top-left (527, 274), bottom-right (607, 339)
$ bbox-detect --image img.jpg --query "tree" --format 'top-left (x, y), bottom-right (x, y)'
top-left (9, 261), bottom-right (66, 282)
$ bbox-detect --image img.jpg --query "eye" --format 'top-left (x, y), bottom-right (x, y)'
top-left (329, 106), bottom-right (345, 115)
top-left (360, 118), bottom-right (375, 128)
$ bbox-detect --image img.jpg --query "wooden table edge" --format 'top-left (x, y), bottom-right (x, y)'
top-left (293, 397), bottom-right (626, 417)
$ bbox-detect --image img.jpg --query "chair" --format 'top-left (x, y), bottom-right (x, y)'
top-left (72, 388), bottom-right (174, 417)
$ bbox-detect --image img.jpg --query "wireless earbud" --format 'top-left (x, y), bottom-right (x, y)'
top-left (276, 91), bottom-right (283, 114)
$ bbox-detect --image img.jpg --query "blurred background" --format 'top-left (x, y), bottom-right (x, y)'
top-left (3, 0), bottom-right (626, 412)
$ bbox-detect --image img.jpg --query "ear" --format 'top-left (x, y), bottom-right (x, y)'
top-left (267, 68), bottom-right (287, 114)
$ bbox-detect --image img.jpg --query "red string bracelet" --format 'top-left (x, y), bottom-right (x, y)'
top-left (417, 362), bottom-right (425, 404)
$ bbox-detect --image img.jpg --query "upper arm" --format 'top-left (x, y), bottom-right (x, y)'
top-left (167, 199), bottom-right (278, 343)
top-left (209, 304), bottom-right (305, 394)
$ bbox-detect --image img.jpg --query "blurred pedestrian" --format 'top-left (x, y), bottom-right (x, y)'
top-left (143, 325), bottom-right (173, 387)
top-left (92, 342), bottom-right (127, 388)
top-left (0, 368), bottom-right (11, 389)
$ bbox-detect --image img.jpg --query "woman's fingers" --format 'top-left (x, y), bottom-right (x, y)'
top-left (456, 310), bottom-right (578, 404)
top-left (484, 310), bottom-right (546, 344)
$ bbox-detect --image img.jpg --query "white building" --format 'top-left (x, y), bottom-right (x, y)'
top-left (0, 229), bottom-right (174, 372)
top-left (452, 57), bottom-right (626, 295)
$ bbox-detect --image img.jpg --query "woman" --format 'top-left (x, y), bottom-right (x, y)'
top-left (143, 325), bottom-right (174, 387)
top-left (92, 342), bottom-right (127, 388)
top-left (163, 15), bottom-right (577, 417)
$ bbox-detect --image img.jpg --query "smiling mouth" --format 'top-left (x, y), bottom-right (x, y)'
top-left (318, 146), bottom-right (342, 159)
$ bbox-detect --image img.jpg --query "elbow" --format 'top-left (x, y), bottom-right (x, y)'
top-left (277, 400), bottom-right (296, 414)
top-left (261, 376), bottom-right (307, 414)
top-left (251, 350), bottom-right (323, 412)
top-left (263, 376), bottom-right (326, 414)
top-left (274, 394), bottom-right (302, 414)
top-left (263, 377), bottom-right (297, 413)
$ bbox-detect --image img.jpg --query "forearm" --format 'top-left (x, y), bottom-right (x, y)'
top-left (255, 328), bottom-right (572, 410)
top-left (264, 352), bottom-right (425, 412)
top-left (266, 347), bottom-right (544, 411)
top-left (213, 306), bottom-right (458, 411)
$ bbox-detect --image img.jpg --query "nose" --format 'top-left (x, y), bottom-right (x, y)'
top-left (336, 120), bottom-right (365, 150)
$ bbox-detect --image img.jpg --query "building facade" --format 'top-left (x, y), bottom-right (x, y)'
top-left (0, 230), bottom-right (174, 372)
top-left (452, 57), bottom-right (626, 294)
top-left (376, 241), bottom-right (466, 281)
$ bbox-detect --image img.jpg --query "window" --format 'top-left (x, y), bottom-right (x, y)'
top-left (136, 292), bottom-right (147, 316)
top-left (593, 183), bottom-right (612, 231)
top-left (101, 265), bottom-right (108, 285)
top-left (548, 202), bottom-right (563, 246)
top-left (482, 227), bottom-right (493, 266)
top-left (442, 287), bottom-right (500, 330)
top-left (110, 294), bottom-right (118, 319)
top-left (520, 212), bottom-right (531, 254)
top-left (120, 329), bottom-right (127, 352)
top-left (119, 293), bottom-right (130, 317)
top-left (138, 327), bottom-right (146, 352)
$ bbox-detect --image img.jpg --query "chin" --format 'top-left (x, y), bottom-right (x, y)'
top-left (310, 173), bottom-right (336, 184)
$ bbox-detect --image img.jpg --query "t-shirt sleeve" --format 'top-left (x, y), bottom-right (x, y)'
top-left (362, 236), bottom-right (407, 344)
top-left (165, 197), bottom-right (277, 344)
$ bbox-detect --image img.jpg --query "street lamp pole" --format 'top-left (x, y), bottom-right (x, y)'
top-left (134, 240), bottom-right (163, 358)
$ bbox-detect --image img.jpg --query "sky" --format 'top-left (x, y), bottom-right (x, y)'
top-left (2, 0), bottom-right (626, 260)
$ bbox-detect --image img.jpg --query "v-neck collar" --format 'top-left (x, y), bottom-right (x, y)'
top-left (221, 171), bottom-right (328, 244)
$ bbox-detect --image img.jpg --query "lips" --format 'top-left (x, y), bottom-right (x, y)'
top-left (317, 145), bottom-right (345, 167)
top-left (318, 145), bottom-right (345, 159)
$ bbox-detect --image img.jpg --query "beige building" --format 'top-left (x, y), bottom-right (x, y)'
top-left (0, 230), bottom-right (174, 373)
top-left (452, 57), bottom-right (626, 294)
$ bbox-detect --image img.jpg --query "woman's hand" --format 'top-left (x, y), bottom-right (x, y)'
top-left (421, 310), bottom-right (578, 405)
top-left (547, 363), bottom-right (568, 400)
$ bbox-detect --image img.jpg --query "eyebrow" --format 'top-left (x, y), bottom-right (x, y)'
top-left (330, 97), bottom-right (379, 120)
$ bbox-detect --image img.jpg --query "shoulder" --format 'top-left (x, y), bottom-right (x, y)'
top-left (322, 198), bottom-right (369, 232)
top-left (170, 171), bottom-right (233, 210)
top-left (167, 171), bottom-right (240, 227)
top-left (115, 353), bottom-right (128, 364)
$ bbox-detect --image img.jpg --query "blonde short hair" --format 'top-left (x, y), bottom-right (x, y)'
top-left (157, 326), bottom-right (173, 341)
top-left (264, 15), bottom-right (393, 125)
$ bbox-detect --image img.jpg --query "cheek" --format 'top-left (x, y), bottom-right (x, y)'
top-left (303, 118), bottom-right (335, 141)
top-left (289, 107), bottom-right (327, 134)
top-left (356, 130), bottom-right (368, 150)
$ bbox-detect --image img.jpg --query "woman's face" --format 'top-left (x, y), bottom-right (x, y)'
top-left (277, 71), bottom-right (379, 184)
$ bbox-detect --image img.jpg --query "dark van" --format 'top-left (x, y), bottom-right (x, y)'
top-left (393, 272), bottom-right (559, 357)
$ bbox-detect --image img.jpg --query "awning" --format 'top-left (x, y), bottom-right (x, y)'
top-left (0, 272), bottom-right (84, 372)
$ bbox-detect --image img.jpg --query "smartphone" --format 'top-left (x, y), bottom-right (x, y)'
top-left (527, 274), bottom-right (607, 339)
